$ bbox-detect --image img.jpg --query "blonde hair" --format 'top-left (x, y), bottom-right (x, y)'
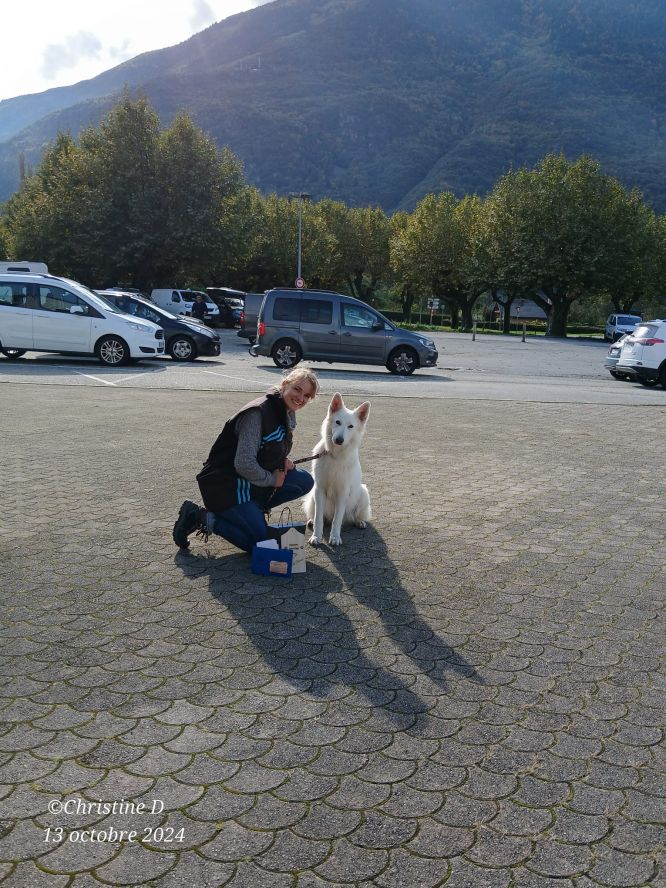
top-left (277, 367), bottom-right (320, 399)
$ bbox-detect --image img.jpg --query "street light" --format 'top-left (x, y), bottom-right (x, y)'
top-left (288, 191), bottom-right (310, 282)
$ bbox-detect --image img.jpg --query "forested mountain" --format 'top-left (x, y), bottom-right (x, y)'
top-left (1, 0), bottom-right (665, 211)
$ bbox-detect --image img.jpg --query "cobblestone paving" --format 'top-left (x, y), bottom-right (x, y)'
top-left (0, 385), bottom-right (663, 887)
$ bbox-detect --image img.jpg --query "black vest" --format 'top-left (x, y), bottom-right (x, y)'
top-left (196, 392), bottom-right (292, 513)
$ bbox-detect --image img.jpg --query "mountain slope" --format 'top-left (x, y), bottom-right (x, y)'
top-left (1, 0), bottom-right (665, 211)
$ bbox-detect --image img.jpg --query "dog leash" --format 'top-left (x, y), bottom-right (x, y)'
top-left (264, 451), bottom-right (325, 512)
top-left (291, 452), bottom-right (325, 466)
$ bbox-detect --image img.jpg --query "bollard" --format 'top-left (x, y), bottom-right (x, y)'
top-left (473, 320), bottom-right (476, 341)
top-left (522, 322), bottom-right (526, 342)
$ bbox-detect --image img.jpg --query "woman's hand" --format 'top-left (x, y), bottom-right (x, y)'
top-left (285, 458), bottom-right (295, 471)
top-left (274, 469), bottom-right (286, 488)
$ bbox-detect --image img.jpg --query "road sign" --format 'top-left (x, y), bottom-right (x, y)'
top-left (295, 277), bottom-right (305, 289)
top-left (427, 298), bottom-right (440, 309)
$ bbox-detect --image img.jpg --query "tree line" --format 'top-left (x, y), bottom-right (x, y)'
top-left (1, 95), bottom-right (664, 337)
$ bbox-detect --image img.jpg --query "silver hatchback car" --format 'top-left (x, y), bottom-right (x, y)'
top-left (251, 288), bottom-right (438, 375)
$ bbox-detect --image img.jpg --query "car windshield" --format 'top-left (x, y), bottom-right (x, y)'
top-left (130, 298), bottom-right (177, 321)
top-left (618, 316), bottom-right (640, 325)
top-left (69, 281), bottom-right (123, 313)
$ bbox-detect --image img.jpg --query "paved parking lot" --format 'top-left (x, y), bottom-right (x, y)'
top-left (1, 329), bottom-right (664, 405)
top-left (0, 335), bottom-right (664, 887)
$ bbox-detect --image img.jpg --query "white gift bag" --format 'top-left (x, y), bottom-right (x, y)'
top-left (268, 509), bottom-right (307, 574)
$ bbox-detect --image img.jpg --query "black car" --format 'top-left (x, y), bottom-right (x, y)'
top-left (97, 291), bottom-right (221, 361)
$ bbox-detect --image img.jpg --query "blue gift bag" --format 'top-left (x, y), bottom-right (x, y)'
top-left (251, 543), bottom-right (293, 577)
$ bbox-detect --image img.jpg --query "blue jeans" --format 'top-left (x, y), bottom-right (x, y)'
top-left (211, 469), bottom-right (313, 552)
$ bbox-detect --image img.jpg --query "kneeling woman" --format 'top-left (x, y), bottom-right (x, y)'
top-left (173, 368), bottom-right (319, 551)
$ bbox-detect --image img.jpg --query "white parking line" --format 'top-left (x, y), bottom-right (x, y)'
top-left (201, 369), bottom-right (268, 384)
top-left (72, 371), bottom-right (117, 386)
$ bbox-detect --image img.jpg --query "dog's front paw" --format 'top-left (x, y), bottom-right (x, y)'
top-left (309, 534), bottom-right (321, 546)
top-left (328, 532), bottom-right (342, 546)
top-left (355, 520), bottom-right (367, 529)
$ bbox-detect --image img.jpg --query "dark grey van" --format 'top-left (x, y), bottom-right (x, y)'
top-left (251, 288), bottom-right (438, 375)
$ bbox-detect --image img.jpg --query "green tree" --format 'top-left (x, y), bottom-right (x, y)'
top-left (483, 179), bottom-right (543, 333)
top-left (2, 94), bottom-right (249, 289)
top-left (600, 187), bottom-right (662, 315)
top-left (318, 203), bottom-right (390, 304)
top-left (3, 133), bottom-right (87, 276)
top-left (152, 120), bottom-right (247, 288)
top-left (389, 211), bottom-right (417, 321)
top-left (389, 191), bottom-right (484, 330)
top-left (487, 154), bottom-right (652, 337)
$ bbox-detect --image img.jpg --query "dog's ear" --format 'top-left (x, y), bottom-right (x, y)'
top-left (329, 393), bottom-right (343, 413)
top-left (355, 401), bottom-right (370, 422)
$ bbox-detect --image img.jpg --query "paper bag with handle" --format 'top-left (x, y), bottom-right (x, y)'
top-left (267, 507), bottom-right (307, 574)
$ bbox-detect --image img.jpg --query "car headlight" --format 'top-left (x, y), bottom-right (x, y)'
top-left (125, 320), bottom-right (154, 333)
top-left (186, 323), bottom-right (214, 338)
top-left (417, 337), bottom-right (435, 348)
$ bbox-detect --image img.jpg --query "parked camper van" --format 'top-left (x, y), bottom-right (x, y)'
top-left (150, 289), bottom-right (220, 325)
top-left (0, 261), bottom-right (49, 274)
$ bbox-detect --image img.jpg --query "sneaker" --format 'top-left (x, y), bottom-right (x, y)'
top-left (173, 500), bottom-right (206, 549)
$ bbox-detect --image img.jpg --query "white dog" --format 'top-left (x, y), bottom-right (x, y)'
top-left (303, 392), bottom-right (371, 546)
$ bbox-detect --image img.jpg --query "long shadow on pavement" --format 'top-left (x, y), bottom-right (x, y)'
top-left (175, 526), bottom-right (480, 735)
top-left (315, 525), bottom-right (481, 692)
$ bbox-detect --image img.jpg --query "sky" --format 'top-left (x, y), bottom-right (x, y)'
top-left (1, 0), bottom-right (272, 103)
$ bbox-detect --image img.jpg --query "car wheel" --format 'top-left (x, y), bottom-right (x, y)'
top-left (169, 336), bottom-right (197, 361)
top-left (387, 346), bottom-right (418, 375)
top-left (659, 366), bottom-right (666, 390)
top-left (95, 335), bottom-right (130, 366)
top-left (271, 339), bottom-right (302, 368)
top-left (0, 348), bottom-right (26, 360)
top-left (638, 376), bottom-right (659, 387)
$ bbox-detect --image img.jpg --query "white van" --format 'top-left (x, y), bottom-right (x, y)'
top-left (0, 272), bottom-right (165, 365)
top-left (150, 289), bottom-right (219, 324)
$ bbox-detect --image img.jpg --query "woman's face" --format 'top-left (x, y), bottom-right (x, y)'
top-left (282, 379), bottom-right (315, 412)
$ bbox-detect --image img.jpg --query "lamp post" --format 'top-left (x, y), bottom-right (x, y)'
top-left (288, 191), bottom-right (310, 282)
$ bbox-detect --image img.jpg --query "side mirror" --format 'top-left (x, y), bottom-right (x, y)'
top-left (371, 320), bottom-right (384, 331)
top-left (70, 305), bottom-right (84, 315)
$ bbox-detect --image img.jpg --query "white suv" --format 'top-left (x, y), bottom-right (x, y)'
top-left (616, 319), bottom-right (666, 388)
top-left (0, 271), bottom-right (165, 365)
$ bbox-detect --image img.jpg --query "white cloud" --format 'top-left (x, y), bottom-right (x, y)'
top-left (0, 1), bottom-right (276, 103)
top-left (190, 0), bottom-right (216, 31)
top-left (40, 31), bottom-right (104, 80)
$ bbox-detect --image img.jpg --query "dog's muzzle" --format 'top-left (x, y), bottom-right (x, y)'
top-left (333, 436), bottom-right (344, 446)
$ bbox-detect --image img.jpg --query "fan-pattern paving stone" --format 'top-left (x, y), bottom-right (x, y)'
top-left (0, 386), bottom-right (664, 886)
